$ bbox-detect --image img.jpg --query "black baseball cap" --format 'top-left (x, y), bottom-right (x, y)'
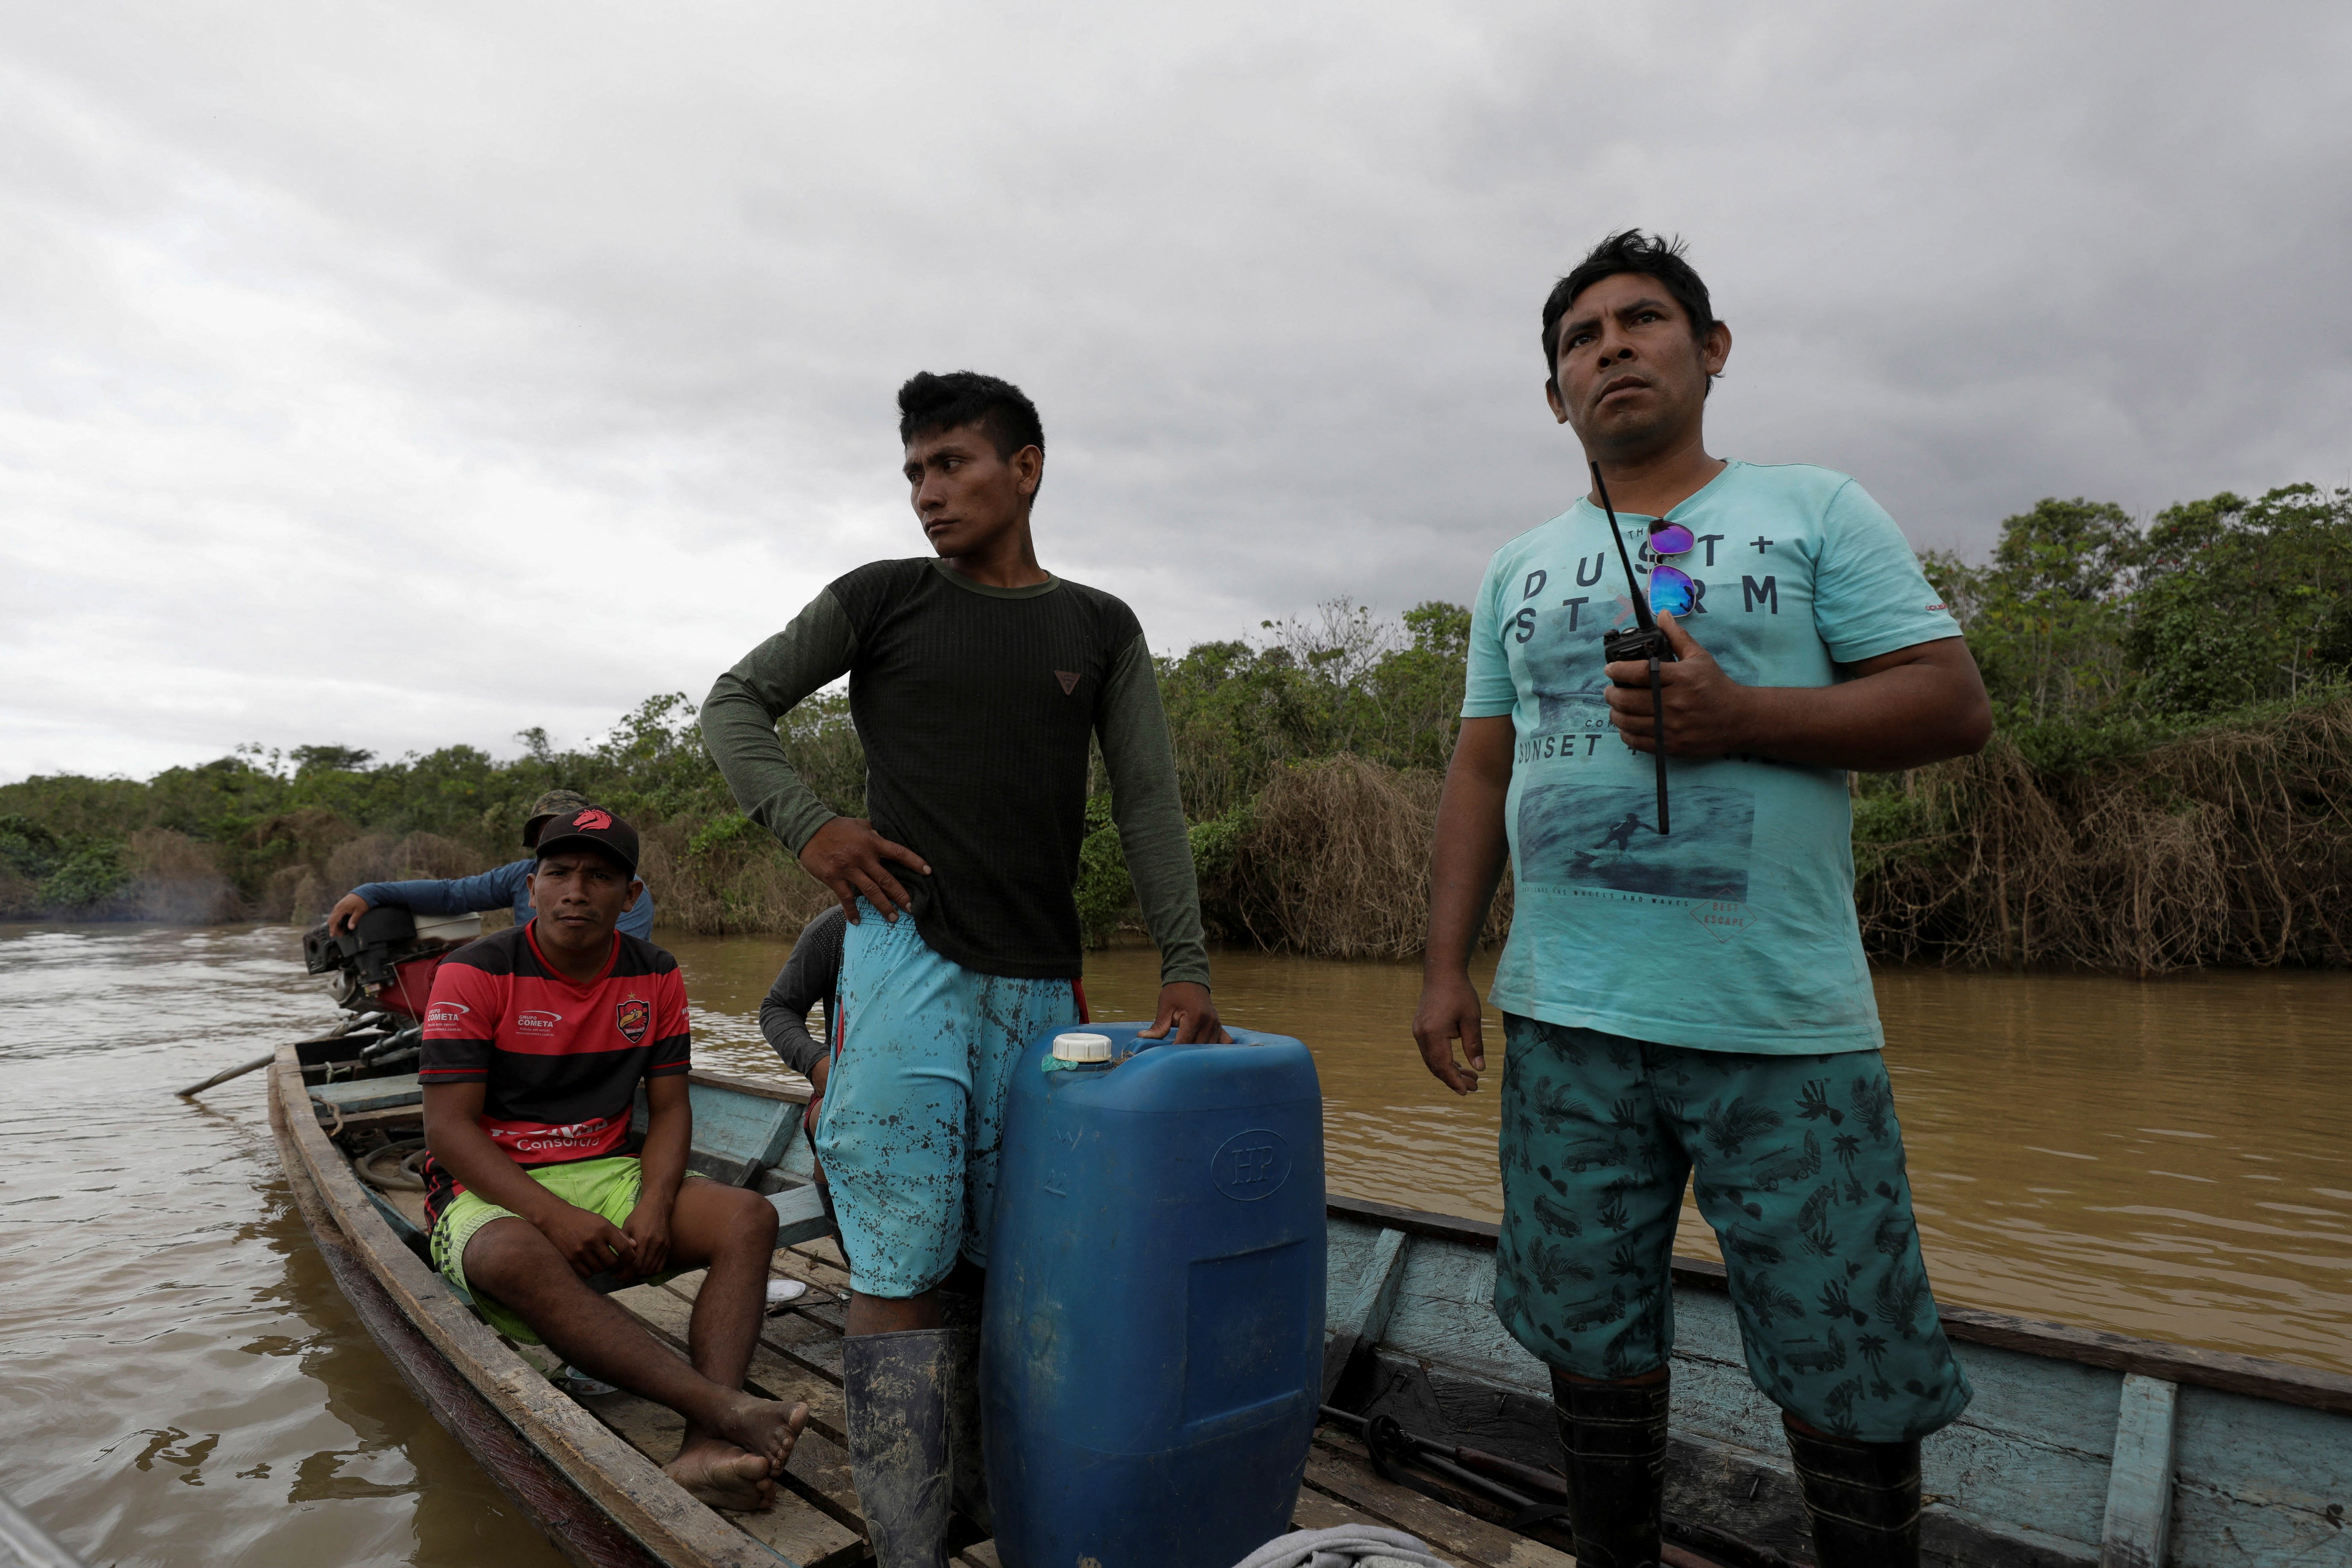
top-left (532, 805), bottom-right (640, 877)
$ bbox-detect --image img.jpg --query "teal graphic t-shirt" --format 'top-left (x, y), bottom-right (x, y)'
top-left (1462, 461), bottom-right (1961, 1054)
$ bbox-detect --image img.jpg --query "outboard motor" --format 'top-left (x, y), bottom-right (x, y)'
top-left (302, 906), bottom-right (484, 1022)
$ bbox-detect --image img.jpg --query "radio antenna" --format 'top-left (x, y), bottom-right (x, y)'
top-left (1591, 461), bottom-right (1671, 835)
top-left (1593, 462), bottom-right (1654, 629)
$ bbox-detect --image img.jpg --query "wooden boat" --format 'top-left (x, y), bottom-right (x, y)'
top-left (273, 1037), bottom-right (2352, 1568)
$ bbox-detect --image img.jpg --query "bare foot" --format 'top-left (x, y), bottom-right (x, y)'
top-left (668, 1438), bottom-right (777, 1512)
top-left (711, 1390), bottom-right (810, 1470)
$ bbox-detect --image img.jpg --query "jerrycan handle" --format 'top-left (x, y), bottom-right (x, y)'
top-left (1123, 1025), bottom-right (1269, 1057)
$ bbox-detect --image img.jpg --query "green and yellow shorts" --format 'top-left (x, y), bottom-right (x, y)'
top-left (428, 1155), bottom-right (678, 1344)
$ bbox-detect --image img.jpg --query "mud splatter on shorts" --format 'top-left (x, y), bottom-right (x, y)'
top-left (1493, 1014), bottom-right (1972, 1442)
top-left (816, 901), bottom-right (1082, 1298)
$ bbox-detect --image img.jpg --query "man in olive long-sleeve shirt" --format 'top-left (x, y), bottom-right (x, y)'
top-left (702, 371), bottom-right (1220, 1568)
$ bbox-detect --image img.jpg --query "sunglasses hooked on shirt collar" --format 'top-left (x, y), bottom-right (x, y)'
top-left (1643, 517), bottom-right (1696, 618)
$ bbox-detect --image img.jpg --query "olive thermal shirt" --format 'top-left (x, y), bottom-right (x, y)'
top-left (702, 558), bottom-right (1209, 986)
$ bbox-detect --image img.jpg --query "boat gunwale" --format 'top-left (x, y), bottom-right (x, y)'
top-left (267, 1046), bottom-right (779, 1568)
top-left (686, 1067), bottom-right (805, 1104)
top-left (1326, 1191), bottom-right (2352, 1416)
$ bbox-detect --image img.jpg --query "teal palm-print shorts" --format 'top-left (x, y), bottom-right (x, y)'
top-left (1494, 1016), bottom-right (1972, 1442)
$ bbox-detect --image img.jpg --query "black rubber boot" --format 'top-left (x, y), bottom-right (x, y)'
top-left (937, 1280), bottom-right (990, 1532)
top-left (1784, 1421), bottom-right (1922, 1568)
top-left (1550, 1370), bottom-right (1669, 1568)
top-left (843, 1328), bottom-right (952, 1568)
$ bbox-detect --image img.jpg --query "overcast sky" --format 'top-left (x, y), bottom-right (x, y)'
top-left (4, 3), bottom-right (2348, 783)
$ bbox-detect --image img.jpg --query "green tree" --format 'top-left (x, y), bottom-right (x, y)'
top-left (40, 844), bottom-right (129, 909)
top-left (777, 690), bottom-right (867, 818)
top-left (0, 815), bottom-right (70, 881)
top-left (1155, 598), bottom-right (1475, 819)
top-left (290, 744), bottom-right (376, 774)
top-left (2127, 485), bottom-right (2352, 715)
top-left (1929, 498), bottom-right (2142, 725)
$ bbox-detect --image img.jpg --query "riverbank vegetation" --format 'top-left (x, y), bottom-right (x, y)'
top-left (4, 482), bottom-right (2346, 970)
top-left (1862, 484), bottom-right (2352, 970)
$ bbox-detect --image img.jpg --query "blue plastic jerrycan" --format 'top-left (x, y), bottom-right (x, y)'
top-left (982, 1020), bottom-right (1326, 1568)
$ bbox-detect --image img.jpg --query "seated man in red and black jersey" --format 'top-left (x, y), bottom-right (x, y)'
top-left (420, 804), bottom-right (807, 1512)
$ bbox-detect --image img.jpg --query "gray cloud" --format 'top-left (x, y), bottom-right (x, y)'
top-left (3, 2), bottom-right (2347, 780)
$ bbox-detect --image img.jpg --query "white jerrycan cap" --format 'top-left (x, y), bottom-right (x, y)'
top-left (1051, 1031), bottom-right (1114, 1063)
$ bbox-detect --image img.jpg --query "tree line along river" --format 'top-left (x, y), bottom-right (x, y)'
top-left (1, 921), bottom-right (2346, 1567)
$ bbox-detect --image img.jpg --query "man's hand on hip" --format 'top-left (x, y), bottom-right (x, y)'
top-left (1413, 971), bottom-right (1486, 1096)
top-left (1603, 612), bottom-right (1752, 758)
top-left (799, 817), bottom-right (930, 923)
top-left (1141, 981), bottom-right (1229, 1044)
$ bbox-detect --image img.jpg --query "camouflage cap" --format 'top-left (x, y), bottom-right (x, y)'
top-left (523, 788), bottom-right (593, 847)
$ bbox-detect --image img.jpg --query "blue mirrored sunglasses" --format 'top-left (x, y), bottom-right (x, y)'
top-left (1646, 520), bottom-right (1696, 616)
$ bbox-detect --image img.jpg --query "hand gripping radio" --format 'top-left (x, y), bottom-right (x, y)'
top-left (1593, 461), bottom-right (1673, 836)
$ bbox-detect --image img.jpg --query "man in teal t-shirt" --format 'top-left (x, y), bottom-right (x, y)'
top-left (1415, 232), bottom-right (1994, 1568)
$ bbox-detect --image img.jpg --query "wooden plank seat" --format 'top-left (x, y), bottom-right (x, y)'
top-left (767, 1184), bottom-right (832, 1250)
top-left (310, 1071), bottom-right (425, 1116)
top-left (632, 1073), bottom-right (805, 1188)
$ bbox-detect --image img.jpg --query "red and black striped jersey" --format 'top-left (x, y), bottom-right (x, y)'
top-left (418, 921), bottom-right (690, 1223)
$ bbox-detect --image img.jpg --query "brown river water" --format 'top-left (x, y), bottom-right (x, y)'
top-left (2, 921), bottom-right (2347, 1566)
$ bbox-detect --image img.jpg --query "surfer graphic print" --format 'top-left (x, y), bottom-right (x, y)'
top-left (1462, 461), bottom-right (1960, 1055)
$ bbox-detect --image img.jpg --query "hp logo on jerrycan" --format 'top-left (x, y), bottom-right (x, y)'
top-left (1213, 1129), bottom-right (1291, 1200)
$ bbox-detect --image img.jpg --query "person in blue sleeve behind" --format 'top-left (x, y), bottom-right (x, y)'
top-left (326, 788), bottom-right (657, 939)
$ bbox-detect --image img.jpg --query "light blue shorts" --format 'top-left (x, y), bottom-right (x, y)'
top-left (814, 903), bottom-right (1083, 1298)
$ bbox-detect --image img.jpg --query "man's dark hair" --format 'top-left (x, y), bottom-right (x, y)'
top-left (1540, 230), bottom-right (1716, 387)
top-left (897, 370), bottom-right (1045, 460)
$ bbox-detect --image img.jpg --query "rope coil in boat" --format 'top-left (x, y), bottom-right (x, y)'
top-left (355, 1138), bottom-right (430, 1193)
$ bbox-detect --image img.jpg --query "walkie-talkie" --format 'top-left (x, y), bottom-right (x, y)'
top-left (1593, 461), bottom-right (1673, 836)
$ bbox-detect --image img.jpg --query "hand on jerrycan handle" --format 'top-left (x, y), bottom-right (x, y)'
top-left (1138, 980), bottom-right (1231, 1044)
